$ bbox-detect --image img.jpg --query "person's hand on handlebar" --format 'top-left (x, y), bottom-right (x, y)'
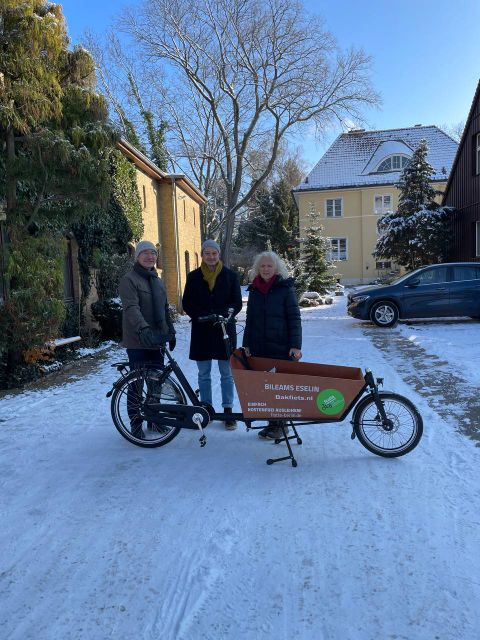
top-left (243, 346), bottom-right (251, 357)
top-left (289, 348), bottom-right (302, 361)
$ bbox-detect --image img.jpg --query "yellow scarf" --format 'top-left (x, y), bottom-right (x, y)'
top-left (201, 260), bottom-right (223, 291)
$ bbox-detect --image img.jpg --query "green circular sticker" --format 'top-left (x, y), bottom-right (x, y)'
top-left (316, 389), bottom-right (345, 415)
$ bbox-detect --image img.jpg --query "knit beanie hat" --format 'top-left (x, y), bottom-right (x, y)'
top-left (135, 240), bottom-right (158, 259)
top-left (201, 239), bottom-right (221, 254)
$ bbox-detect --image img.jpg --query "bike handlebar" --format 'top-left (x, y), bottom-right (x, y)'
top-left (197, 308), bottom-right (235, 324)
top-left (198, 314), bottom-right (218, 323)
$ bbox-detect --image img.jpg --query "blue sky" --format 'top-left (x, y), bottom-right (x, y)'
top-left (60, 0), bottom-right (480, 166)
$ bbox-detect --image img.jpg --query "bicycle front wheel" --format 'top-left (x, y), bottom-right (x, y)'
top-left (352, 392), bottom-right (423, 458)
top-left (111, 367), bottom-right (186, 448)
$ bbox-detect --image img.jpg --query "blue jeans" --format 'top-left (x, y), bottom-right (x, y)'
top-left (196, 359), bottom-right (234, 408)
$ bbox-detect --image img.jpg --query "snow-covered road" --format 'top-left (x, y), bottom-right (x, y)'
top-left (1, 298), bottom-right (479, 640)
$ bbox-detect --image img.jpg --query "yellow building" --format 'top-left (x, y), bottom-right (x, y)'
top-left (293, 126), bottom-right (458, 284)
top-left (118, 139), bottom-right (206, 307)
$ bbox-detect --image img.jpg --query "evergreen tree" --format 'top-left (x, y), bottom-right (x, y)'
top-left (374, 139), bottom-right (452, 270)
top-left (300, 213), bottom-right (336, 295)
top-left (234, 179), bottom-right (298, 256)
top-left (236, 187), bottom-right (270, 249)
top-left (0, 1), bottom-right (117, 384)
top-left (267, 179), bottom-right (298, 256)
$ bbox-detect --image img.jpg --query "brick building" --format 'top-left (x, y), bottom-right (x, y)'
top-left (118, 139), bottom-right (206, 307)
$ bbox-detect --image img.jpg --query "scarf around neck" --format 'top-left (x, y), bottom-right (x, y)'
top-left (134, 262), bottom-right (157, 281)
top-left (133, 262), bottom-right (165, 329)
top-left (252, 274), bottom-right (278, 295)
top-left (201, 260), bottom-right (223, 291)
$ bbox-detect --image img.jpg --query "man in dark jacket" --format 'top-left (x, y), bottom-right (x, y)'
top-left (119, 240), bottom-right (176, 440)
top-left (182, 240), bottom-right (242, 430)
top-left (119, 240), bottom-right (176, 368)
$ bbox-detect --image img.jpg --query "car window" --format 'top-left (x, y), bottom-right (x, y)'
top-left (391, 269), bottom-right (423, 285)
top-left (452, 266), bottom-right (480, 281)
top-left (415, 267), bottom-right (448, 285)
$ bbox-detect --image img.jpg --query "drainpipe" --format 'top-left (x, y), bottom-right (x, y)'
top-left (171, 177), bottom-right (183, 310)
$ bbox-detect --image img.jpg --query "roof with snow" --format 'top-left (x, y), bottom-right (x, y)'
top-left (294, 125), bottom-right (458, 192)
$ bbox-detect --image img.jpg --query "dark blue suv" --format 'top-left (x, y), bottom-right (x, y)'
top-left (347, 262), bottom-right (480, 327)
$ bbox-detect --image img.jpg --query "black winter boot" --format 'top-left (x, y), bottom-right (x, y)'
top-left (224, 407), bottom-right (237, 431)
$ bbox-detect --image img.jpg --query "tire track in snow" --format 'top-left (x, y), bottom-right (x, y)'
top-left (145, 511), bottom-right (239, 640)
top-left (366, 327), bottom-right (480, 445)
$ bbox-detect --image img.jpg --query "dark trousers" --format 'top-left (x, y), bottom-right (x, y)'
top-left (126, 349), bottom-right (164, 434)
top-left (127, 348), bottom-right (164, 369)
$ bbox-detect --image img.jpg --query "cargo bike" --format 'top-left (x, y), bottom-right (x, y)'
top-left (108, 312), bottom-right (423, 467)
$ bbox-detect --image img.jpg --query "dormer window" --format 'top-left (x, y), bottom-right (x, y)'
top-left (376, 155), bottom-right (410, 172)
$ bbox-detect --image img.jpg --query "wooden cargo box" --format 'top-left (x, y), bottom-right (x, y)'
top-left (230, 349), bottom-right (365, 420)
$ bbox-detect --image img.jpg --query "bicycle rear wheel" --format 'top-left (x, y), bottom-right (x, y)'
top-left (352, 392), bottom-right (423, 458)
top-left (111, 367), bottom-right (186, 448)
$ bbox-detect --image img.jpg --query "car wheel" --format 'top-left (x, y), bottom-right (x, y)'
top-left (370, 301), bottom-right (399, 328)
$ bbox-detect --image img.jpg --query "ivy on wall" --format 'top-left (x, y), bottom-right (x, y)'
top-left (73, 150), bottom-right (143, 299)
top-left (111, 151), bottom-right (144, 241)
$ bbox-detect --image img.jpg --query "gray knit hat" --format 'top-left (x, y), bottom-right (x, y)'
top-left (201, 239), bottom-right (221, 254)
top-left (135, 240), bottom-right (158, 259)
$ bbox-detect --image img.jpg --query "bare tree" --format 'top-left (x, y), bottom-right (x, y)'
top-left (161, 81), bottom-right (228, 236)
top-left (439, 120), bottom-right (465, 143)
top-left (120, 0), bottom-right (379, 264)
top-left (85, 31), bottom-right (173, 170)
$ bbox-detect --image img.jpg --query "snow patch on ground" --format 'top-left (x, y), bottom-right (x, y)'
top-left (1, 297), bottom-right (479, 639)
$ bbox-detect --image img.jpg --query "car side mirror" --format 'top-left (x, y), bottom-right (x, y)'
top-left (406, 278), bottom-right (420, 288)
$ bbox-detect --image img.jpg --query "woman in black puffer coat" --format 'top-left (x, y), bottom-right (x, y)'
top-left (242, 251), bottom-right (302, 439)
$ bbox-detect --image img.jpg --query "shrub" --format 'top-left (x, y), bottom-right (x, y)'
top-left (0, 232), bottom-right (66, 353)
top-left (0, 231), bottom-right (66, 388)
top-left (91, 298), bottom-right (123, 340)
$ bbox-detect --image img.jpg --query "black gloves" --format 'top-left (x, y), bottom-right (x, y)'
top-left (138, 327), bottom-right (155, 348)
top-left (139, 327), bottom-right (176, 350)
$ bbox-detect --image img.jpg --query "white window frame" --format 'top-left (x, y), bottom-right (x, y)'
top-left (476, 221), bottom-right (480, 257)
top-left (325, 198), bottom-right (343, 218)
top-left (376, 154), bottom-right (410, 173)
top-left (374, 194), bottom-right (393, 214)
top-left (476, 133), bottom-right (480, 175)
top-left (330, 237), bottom-right (348, 261)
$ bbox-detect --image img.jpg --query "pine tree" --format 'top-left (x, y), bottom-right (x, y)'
top-left (300, 213), bottom-right (336, 295)
top-left (267, 179), bottom-right (297, 255)
top-left (234, 186), bottom-right (270, 253)
top-left (234, 178), bottom-right (298, 256)
top-left (374, 139), bottom-right (452, 270)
